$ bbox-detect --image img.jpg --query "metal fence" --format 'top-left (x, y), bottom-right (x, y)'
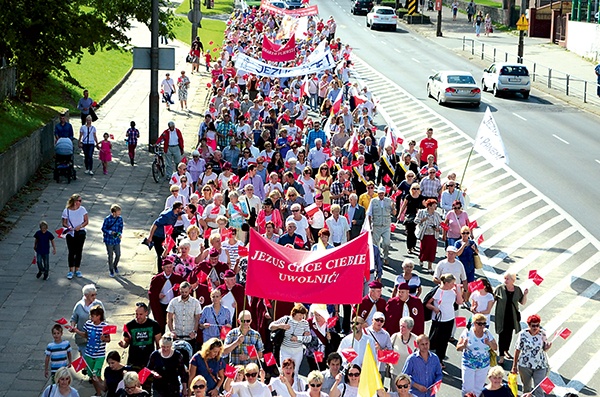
top-left (0, 66), bottom-right (17, 100)
top-left (461, 37), bottom-right (600, 106)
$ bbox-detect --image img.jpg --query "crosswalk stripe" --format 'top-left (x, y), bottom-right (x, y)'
top-left (480, 206), bottom-right (553, 249)
top-left (469, 176), bottom-right (519, 196)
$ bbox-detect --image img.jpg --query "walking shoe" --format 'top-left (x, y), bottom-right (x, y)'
top-left (89, 170), bottom-right (94, 175)
top-left (43, 273), bottom-right (49, 280)
top-left (36, 271), bottom-right (42, 279)
top-left (109, 271), bottom-right (115, 278)
top-left (103, 170), bottom-right (108, 175)
top-left (75, 270), bottom-right (83, 278)
top-left (67, 271), bottom-right (74, 280)
top-left (114, 267), bottom-right (120, 275)
top-left (84, 170), bottom-right (90, 174)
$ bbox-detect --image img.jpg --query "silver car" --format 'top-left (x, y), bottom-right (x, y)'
top-left (427, 71), bottom-right (481, 107)
top-left (482, 63), bottom-right (531, 99)
top-left (366, 6), bottom-right (398, 31)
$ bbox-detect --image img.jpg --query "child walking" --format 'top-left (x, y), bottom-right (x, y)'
top-left (205, 50), bottom-right (212, 72)
top-left (34, 221), bottom-right (56, 280)
top-left (101, 204), bottom-right (123, 277)
top-left (71, 305), bottom-right (110, 397)
top-left (44, 324), bottom-right (72, 382)
top-left (99, 133), bottom-right (112, 175)
top-left (125, 121), bottom-right (140, 166)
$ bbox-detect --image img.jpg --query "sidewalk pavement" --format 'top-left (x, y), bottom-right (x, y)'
top-left (0, 21), bottom-right (212, 397)
top-left (403, 5), bottom-right (600, 111)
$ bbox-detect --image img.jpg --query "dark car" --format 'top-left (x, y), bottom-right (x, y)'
top-left (351, 0), bottom-right (374, 15)
top-left (284, 0), bottom-right (302, 9)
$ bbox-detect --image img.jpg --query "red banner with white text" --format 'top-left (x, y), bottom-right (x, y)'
top-left (262, 34), bottom-right (297, 62)
top-left (246, 229), bottom-right (369, 304)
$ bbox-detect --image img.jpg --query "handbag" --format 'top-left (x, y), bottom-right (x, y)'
top-left (473, 252), bottom-right (483, 269)
top-left (270, 316), bottom-right (289, 346)
top-left (489, 348), bottom-right (498, 366)
top-left (89, 107), bottom-right (98, 122)
top-left (186, 54), bottom-right (193, 63)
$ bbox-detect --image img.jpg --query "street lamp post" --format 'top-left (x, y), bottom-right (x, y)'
top-left (149, 0), bottom-right (159, 145)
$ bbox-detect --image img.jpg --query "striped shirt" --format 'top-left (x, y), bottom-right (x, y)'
top-left (269, 316), bottom-right (312, 349)
top-left (45, 340), bottom-right (72, 373)
top-left (84, 321), bottom-right (108, 358)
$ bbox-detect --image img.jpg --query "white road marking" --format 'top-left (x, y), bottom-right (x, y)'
top-left (411, 57), bottom-right (421, 63)
top-left (371, 34), bottom-right (376, 38)
top-left (512, 112), bottom-right (527, 121)
top-left (553, 134), bottom-right (570, 144)
top-left (595, 159), bottom-right (600, 165)
top-left (395, 48), bottom-right (402, 54)
top-left (381, 40), bottom-right (386, 44)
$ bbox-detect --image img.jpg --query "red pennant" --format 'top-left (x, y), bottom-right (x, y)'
top-left (209, 41), bottom-right (214, 45)
top-left (383, 174), bottom-right (392, 183)
top-left (164, 225), bottom-right (174, 236)
top-left (171, 175), bottom-right (178, 184)
top-left (220, 325), bottom-right (232, 340)
top-left (469, 220), bottom-right (478, 229)
top-left (190, 217), bottom-right (197, 225)
top-left (102, 325), bottom-right (117, 335)
top-left (455, 317), bottom-right (467, 327)
top-left (172, 283), bottom-right (180, 293)
top-left (138, 367), bottom-right (152, 384)
top-left (238, 246), bottom-right (249, 257)
top-left (430, 380), bottom-right (442, 395)
top-left (32, 255), bottom-right (37, 265)
top-left (55, 227), bottom-right (67, 238)
top-left (377, 349), bottom-right (400, 365)
top-left (341, 348), bottom-right (358, 363)
top-left (247, 345), bottom-right (258, 358)
top-left (385, 186), bottom-right (392, 194)
top-left (439, 222), bottom-right (449, 231)
top-left (294, 236), bottom-right (304, 248)
top-left (390, 224), bottom-right (396, 232)
top-left (420, 167), bottom-right (428, 175)
top-left (71, 356), bottom-right (87, 372)
top-left (532, 274), bottom-right (544, 286)
top-left (314, 351), bottom-right (324, 362)
top-left (559, 327), bottom-right (572, 339)
top-left (207, 83), bottom-right (212, 88)
top-left (477, 234), bottom-right (485, 244)
top-left (528, 270), bottom-right (538, 280)
top-left (326, 316), bottom-right (338, 328)
top-left (323, 147), bottom-right (331, 155)
top-left (224, 364), bottom-right (237, 379)
top-left (539, 377), bottom-right (555, 394)
top-left (55, 317), bottom-right (68, 325)
top-left (181, 156), bottom-right (188, 164)
top-left (468, 280), bottom-right (484, 293)
top-left (264, 352), bottom-right (276, 366)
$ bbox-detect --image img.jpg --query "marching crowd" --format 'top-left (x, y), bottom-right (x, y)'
top-left (40, 4), bottom-right (556, 397)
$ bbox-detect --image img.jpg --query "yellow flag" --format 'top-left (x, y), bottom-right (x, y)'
top-left (358, 344), bottom-right (383, 397)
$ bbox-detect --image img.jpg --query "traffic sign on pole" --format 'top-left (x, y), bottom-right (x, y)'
top-left (516, 14), bottom-right (529, 31)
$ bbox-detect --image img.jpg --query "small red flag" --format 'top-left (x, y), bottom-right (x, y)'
top-left (138, 367), bottom-right (152, 384)
top-left (528, 270), bottom-right (538, 280)
top-left (224, 364), bottom-right (237, 379)
top-left (238, 246), bottom-right (249, 257)
top-left (341, 348), bottom-right (358, 363)
top-left (383, 174), bottom-right (392, 183)
top-left (314, 351), bottom-right (324, 362)
top-left (209, 41), bottom-right (214, 45)
top-left (430, 380), bottom-right (442, 395)
top-left (364, 164), bottom-right (373, 172)
top-left (532, 274), bottom-right (544, 286)
top-left (172, 283), bottom-right (180, 293)
top-left (468, 280), bottom-right (484, 293)
top-left (32, 255), bottom-right (37, 265)
top-left (351, 160), bottom-right (360, 167)
top-left (326, 316), bottom-right (338, 328)
top-left (55, 317), bottom-right (68, 325)
top-left (163, 236), bottom-right (176, 252)
top-left (233, 204), bottom-right (242, 213)
top-left (211, 206), bottom-right (221, 214)
top-left (294, 236), bottom-right (304, 248)
top-left (263, 298), bottom-right (272, 309)
top-left (171, 175), bottom-right (178, 184)
top-left (559, 327), bottom-right (572, 339)
top-left (204, 228), bottom-right (213, 239)
top-left (197, 271), bottom-right (208, 284)
top-left (469, 220), bottom-right (478, 229)
top-left (455, 317), bottom-right (467, 327)
top-left (436, 170), bottom-right (441, 177)
top-left (391, 190), bottom-right (401, 200)
top-left (439, 222), bottom-right (449, 231)
top-left (221, 228), bottom-right (232, 240)
top-left (390, 224), bottom-right (396, 232)
top-left (220, 325), bottom-right (232, 340)
top-left (420, 167), bottom-right (428, 175)
top-left (55, 228), bottom-right (67, 238)
top-left (377, 349), bottom-right (400, 365)
top-left (477, 234), bottom-right (485, 244)
top-left (305, 203), bottom-right (319, 217)
top-left (123, 323), bottom-right (129, 335)
top-left (164, 225), bottom-right (174, 236)
top-left (109, 134), bottom-right (115, 140)
top-left (264, 352), bottom-right (276, 366)
top-left (247, 345), bottom-right (258, 358)
top-left (102, 325), bottom-right (117, 335)
top-left (539, 377), bottom-right (555, 394)
top-left (71, 356), bottom-right (87, 372)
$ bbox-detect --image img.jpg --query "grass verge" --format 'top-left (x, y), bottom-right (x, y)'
top-left (175, 0), bottom-right (234, 16)
top-left (0, 49), bottom-right (131, 153)
top-left (173, 17), bottom-right (228, 49)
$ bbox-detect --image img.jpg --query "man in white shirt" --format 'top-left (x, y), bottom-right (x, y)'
top-left (161, 73), bottom-right (176, 110)
top-left (366, 311), bottom-right (393, 378)
top-left (337, 316), bottom-right (377, 367)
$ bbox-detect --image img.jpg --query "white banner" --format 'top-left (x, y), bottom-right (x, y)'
top-left (474, 107), bottom-right (509, 165)
top-left (233, 49), bottom-right (336, 78)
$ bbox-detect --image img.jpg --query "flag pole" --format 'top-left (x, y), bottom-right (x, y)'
top-left (459, 146), bottom-right (474, 189)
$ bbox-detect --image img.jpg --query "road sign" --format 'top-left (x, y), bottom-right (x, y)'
top-left (132, 47), bottom-right (176, 70)
top-left (516, 14), bottom-right (529, 31)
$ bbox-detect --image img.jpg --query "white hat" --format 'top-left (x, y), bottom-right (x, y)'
top-left (377, 186), bottom-right (386, 193)
top-left (309, 304), bottom-right (330, 320)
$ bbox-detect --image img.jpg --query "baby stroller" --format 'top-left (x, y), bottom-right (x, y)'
top-left (54, 138), bottom-right (77, 183)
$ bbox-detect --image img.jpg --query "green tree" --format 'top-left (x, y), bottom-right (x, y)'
top-left (0, 0), bottom-right (176, 95)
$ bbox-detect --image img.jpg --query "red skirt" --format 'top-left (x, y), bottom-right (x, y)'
top-left (419, 234), bottom-right (438, 262)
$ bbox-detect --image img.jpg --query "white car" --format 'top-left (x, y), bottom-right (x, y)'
top-left (427, 71), bottom-right (481, 107)
top-left (270, 0), bottom-right (286, 8)
top-left (482, 63), bottom-right (531, 99)
top-left (366, 6), bottom-right (398, 31)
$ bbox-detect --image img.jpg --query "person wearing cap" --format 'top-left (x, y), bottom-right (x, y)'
top-left (433, 246), bottom-right (468, 293)
top-left (156, 121), bottom-right (185, 179)
top-left (223, 138), bottom-right (241, 172)
top-left (217, 269), bottom-right (245, 324)
top-left (366, 186), bottom-right (396, 265)
top-left (119, 301), bottom-right (162, 370)
top-left (385, 282), bottom-right (425, 336)
top-left (337, 316), bottom-right (377, 367)
top-left (278, 221), bottom-right (304, 249)
top-left (353, 280), bottom-right (387, 327)
top-left (148, 257), bottom-right (185, 332)
top-left (366, 311), bottom-right (393, 378)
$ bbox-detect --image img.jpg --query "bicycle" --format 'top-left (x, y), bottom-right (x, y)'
top-left (151, 144), bottom-right (165, 183)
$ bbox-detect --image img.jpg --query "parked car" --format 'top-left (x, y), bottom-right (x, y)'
top-left (270, 0), bottom-right (286, 8)
top-left (366, 6), bottom-right (398, 30)
top-left (427, 71), bottom-right (481, 107)
top-left (351, 0), bottom-right (374, 15)
top-left (482, 63), bottom-right (531, 99)
top-left (284, 0), bottom-right (302, 9)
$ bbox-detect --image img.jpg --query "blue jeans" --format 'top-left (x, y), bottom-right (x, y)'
top-left (309, 93), bottom-right (318, 111)
top-left (105, 244), bottom-right (121, 272)
top-left (37, 253), bottom-right (49, 274)
top-left (82, 144), bottom-right (95, 171)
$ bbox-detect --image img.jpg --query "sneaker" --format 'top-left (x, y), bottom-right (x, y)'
top-left (75, 271), bottom-right (83, 278)
top-left (84, 170), bottom-right (89, 174)
top-left (36, 271), bottom-right (42, 279)
top-left (109, 271), bottom-right (115, 278)
top-left (43, 273), bottom-right (49, 280)
top-left (103, 170), bottom-right (108, 175)
top-left (114, 267), bottom-right (120, 275)
top-left (67, 271), bottom-right (74, 280)
top-left (89, 170), bottom-right (94, 175)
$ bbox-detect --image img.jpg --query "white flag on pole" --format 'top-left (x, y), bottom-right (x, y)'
top-left (474, 107), bottom-right (509, 165)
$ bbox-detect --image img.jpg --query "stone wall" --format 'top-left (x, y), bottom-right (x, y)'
top-left (443, 0), bottom-right (519, 26)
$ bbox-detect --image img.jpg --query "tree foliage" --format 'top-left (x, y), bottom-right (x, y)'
top-left (0, 0), bottom-right (176, 93)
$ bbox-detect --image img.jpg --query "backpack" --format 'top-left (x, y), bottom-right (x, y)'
top-left (422, 286), bottom-right (440, 321)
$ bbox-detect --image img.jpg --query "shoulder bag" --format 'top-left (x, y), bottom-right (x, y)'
top-left (270, 316), bottom-right (289, 346)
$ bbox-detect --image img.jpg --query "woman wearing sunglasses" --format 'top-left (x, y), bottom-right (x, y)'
top-left (226, 363), bottom-right (270, 397)
top-left (328, 364), bottom-right (361, 397)
top-left (457, 313), bottom-right (498, 396)
top-left (281, 371), bottom-right (328, 397)
top-left (190, 375), bottom-right (208, 397)
top-left (375, 374), bottom-right (413, 397)
top-left (115, 371), bottom-right (148, 396)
